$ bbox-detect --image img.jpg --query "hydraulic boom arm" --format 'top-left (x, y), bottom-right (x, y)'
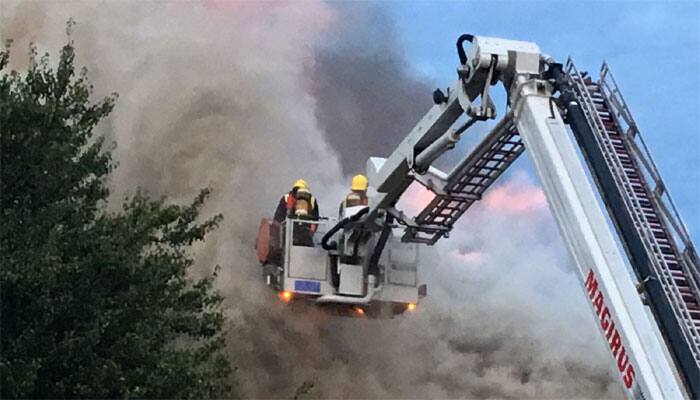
top-left (341, 35), bottom-right (699, 399)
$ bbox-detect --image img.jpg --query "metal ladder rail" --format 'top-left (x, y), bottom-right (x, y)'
top-left (403, 121), bottom-right (524, 244)
top-left (566, 60), bottom-right (700, 366)
top-left (567, 66), bottom-right (700, 398)
top-left (597, 66), bottom-right (700, 334)
top-left (600, 62), bottom-right (696, 252)
top-left (599, 63), bottom-right (700, 290)
top-left (566, 62), bottom-right (663, 260)
top-left (566, 62), bottom-right (698, 329)
top-left (590, 78), bottom-right (700, 393)
top-left (569, 64), bottom-right (700, 341)
top-left (592, 84), bottom-right (700, 333)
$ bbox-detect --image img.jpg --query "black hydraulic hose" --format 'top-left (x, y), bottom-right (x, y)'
top-left (348, 206), bottom-right (369, 223)
top-left (368, 214), bottom-right (394, 276)
top-left (456, 33), bottom-right (474, 65)
top-left (321, 218), bottom-right (348, 251)
top-left (330, 255), bottom-right (340, 287)
top-left (321, 207), bottom-right (369, 251)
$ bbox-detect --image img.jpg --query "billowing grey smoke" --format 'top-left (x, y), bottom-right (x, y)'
top-left (308, 3), bottom-right (433, 175)
top-left (1, 1), bottom-right (622, 398)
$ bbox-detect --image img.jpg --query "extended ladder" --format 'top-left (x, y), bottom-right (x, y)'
top-left (403, 117), bottom-right (524, 244)
top-left (363, 35), bottom-right (698, 398)
top-left (565, 59), bottom-right (700, 397)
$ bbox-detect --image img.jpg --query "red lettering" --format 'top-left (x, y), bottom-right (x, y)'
top-left (584, 269), bottom-right (598, 298)
top-left (600, 307), bottom-right (611, 331)
top-left (593, 291), bottom-right (604, 317)
top-left (623, 364), bottom-right (635, 389)
top-left (610, 330), bottom-right (622, 357)
top-left (584, 268), bottom-right (636, 391)
top-left (616, 347), bottom-right (629, 372)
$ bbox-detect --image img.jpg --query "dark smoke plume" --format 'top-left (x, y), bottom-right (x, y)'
top-left (1, 1), bottom-right (622, 398)
top-left (308, 4), bottom-right (433, 176)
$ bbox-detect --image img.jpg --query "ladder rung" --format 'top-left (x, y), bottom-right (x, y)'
top-left (446, 192), bottom-right (482, 201)
top-left (474, 164), bottom-right (503, 172)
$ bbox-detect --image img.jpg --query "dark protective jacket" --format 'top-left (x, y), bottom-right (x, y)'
top-left (273, 188), bottom-right (320, 247)
top-left (273, 189), bottom-right (320, 223)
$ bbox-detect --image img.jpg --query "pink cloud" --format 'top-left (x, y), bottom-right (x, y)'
top-left (396, 183), bottom-right (436, 217)
top-left (483, 172), bottom-right (547, 216)
top-left (396, 171), bottom-right (547, 219)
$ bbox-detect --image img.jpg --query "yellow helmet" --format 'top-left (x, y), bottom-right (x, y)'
top-left (293, 179), bottom-right (309, 190)
top-left (350, 174), bottom-right (368, 191)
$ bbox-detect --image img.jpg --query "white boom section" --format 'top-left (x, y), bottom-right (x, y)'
top-left (366, 80), bottom-right (465, 221)
top-left (510, 76), bottom-right (683, 399)
top-left (358, 36), bottom-right (688, 399)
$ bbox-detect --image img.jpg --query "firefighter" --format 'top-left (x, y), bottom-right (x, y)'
top-left (339, 174), bottom-right (369, 216)
top-left (274, 179), bottom-right (320, 246)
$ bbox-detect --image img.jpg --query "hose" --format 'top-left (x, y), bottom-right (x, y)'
top-left (456, 33), bottom-right (474, 65)
top-left (321, 207), bottom-right (369, 251)
top-left (368, 214), bottom-right (394, 276)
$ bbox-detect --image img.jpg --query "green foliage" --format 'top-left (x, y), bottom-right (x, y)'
top-left (1, 32), bottom-right (230, 398)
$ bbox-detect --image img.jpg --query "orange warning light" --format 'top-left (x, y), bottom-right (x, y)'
top-left (354, 306), bottom-right (365, 316)
top-left (278, 291), bottom-right (293, 302)
top-left (407, 303), bottom-right (417, 311)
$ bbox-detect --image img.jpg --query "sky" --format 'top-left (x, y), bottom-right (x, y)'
top-left (383, 0), bottom-right (700, 242)
top-left (1, 2), bottom-right (697, 397)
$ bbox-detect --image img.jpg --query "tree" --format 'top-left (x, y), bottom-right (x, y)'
top-left (0, 26), bottom-right (231, 398)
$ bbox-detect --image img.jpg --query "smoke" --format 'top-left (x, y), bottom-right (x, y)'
top-left (307, 3), bottom-right (433, 176)
top-left (1, 1), bottom-right (622, 398)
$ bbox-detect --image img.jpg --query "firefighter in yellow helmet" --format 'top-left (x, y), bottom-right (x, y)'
top-left (273, 179), bottom-right (320, 246)
top-left (274, 179), bottom-right (320, 223)
top-left (339, 174), bottom-right (369, 216)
